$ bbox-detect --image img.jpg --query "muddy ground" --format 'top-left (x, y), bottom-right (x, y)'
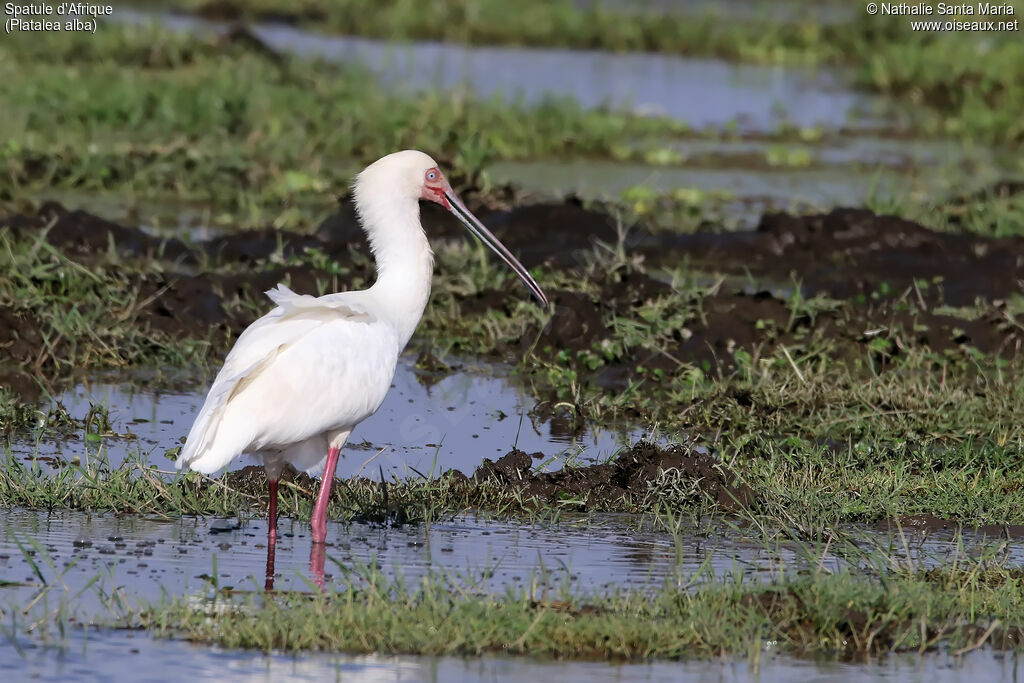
top-left (221, 440), bottom-right (756, 515)
top-left (2, 192), bottom-right (1022, 401)
top-left (220, 440), bottom-right (1024, 530)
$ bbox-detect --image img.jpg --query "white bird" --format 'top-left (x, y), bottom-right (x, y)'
top-left (176, 150), bottom-right (548, 566)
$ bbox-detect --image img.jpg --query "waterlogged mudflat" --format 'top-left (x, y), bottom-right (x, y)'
top-left (10, 357), bottom-right (636, 477)
top-left (7, 629), bottom-right (1021, 683)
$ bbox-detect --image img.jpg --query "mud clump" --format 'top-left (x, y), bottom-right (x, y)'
top-left (2, 201), bottom-right (191, 262)
top-left (223, 464), bottom-right (321, 497)
top-left (530, 274), bottom-right (1020, 391)
top-left (472, 441), bottom-right (756, 511)
top-left (217, 443), bottom-right (756, 516)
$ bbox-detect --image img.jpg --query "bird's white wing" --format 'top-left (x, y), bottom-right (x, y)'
top-left (175, 284), bottom-right (375, 473)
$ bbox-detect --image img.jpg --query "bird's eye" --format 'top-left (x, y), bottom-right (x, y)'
top-left (426, 170), bottom-right (437, 181)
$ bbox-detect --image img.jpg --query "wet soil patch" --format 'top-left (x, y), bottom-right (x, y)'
top-left (221, 441), bottom-right (755, 515)
top-left (2, 199), bottom-right (1022, 403)
top-left (223, 461), bottom-right (326, 496)
top-left (7, 198), bottom-right (1022, 307)
top-left (314, 195), bottom-right (621, 268)
top-left (472, 441), bottom-right (755, 511)
top-left (528, 280), bottom-right (1019, 396)
top-left (2, 201), bottom-right (192, 262)
top-left (629, 207), bottom-right (1024, 306)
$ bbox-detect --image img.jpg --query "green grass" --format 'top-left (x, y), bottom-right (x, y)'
top-left (424, 240), bottom-right (1024, 437)
top-left (0, 24), bottom-right (686, 230)
top-left (2, 216), bottom-right (1023, 527)
top-left (4, 425), bottom-right (1024, 528)
top-left (0, 445), bottom-right (580, 524)
top-left (0, 0), bottom-right (1020, 533)
top-left (9, 520), bottom-right (1024, 662)
top-left (126, 0), bottom-right (1024, 146)
top-left (915, 186), bottom-right (1024, 238)
top-left (133, 0), bottom-right (841, 59)
top-left (120, 544), bottom-right (1024, 658)
top-left (1, 4), bottom-right (1022, 665)
top-left (0, 389), bottom-right (38, 434)
top-left (1, 14), bottom-right (1021, 237)
top-left (0, 228), bottom-right (213, 373)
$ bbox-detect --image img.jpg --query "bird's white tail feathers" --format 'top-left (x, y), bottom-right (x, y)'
top-left (265, 283), bottom-right (314, 312)
top-left (266, 283), bottom-right (375, 322)
top-left (175, 350), bottom-right (282, 474)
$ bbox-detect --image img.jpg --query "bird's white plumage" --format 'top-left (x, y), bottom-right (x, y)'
top-left (175, 151), bottom-right (446, 481)
top-left (176, 284), bottom-right (399, 477)
top-left (176, 149), bottom-right (545, 510)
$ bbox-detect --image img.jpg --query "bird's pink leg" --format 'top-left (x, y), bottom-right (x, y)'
top-left (310, 447), bottom-right (341, 544)
top-left (265, 477), bottom-right (279, 592)
top-left (309, 541), bottom-right (327, 589)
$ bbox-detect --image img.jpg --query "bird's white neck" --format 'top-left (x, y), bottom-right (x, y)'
top-left (361, 196), bottom-right (435, 349)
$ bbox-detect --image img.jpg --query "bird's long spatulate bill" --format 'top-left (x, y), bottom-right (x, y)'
top-left (445, 191), bottom-right (549, 308)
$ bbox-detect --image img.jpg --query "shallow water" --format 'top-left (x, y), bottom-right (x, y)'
top-left (659, 135), bottom-right (1013, 170)
top-left (254, 29), bottom-right (894, 133)
top-left (5, 630), bottom-right (1021, 683)
top-left (3, 508), bottom-right (1023, 681)
top-left (491, 158), bottom-right (896, 209)
top-left (115, 10), bottom-right (902, 134)
top-left (2, 507), bottom-right (1020, 609)
top-left (487, 139), bottom-right (1017, 227)
top-left (10, 7), bottom-right (1023, 680)
top-left (0, 509), bottom-right (749, 606)
top-left (10, 357), bottom-right (639, 478)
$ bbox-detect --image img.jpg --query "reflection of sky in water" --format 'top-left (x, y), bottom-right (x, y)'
top-left (3, 508), bottom-right (1022, 682)
top-left (248, 26), bottom-right (898, 132)
top-left (9, 630), bottom-right (1021, 683)
top-left (3, 508), bottom-right (1020, 608)
top-left (10, 357), bottom-right (641, 478)
top-left (115, 10), bottom-right (901, 133)
top-left (486, 145), bottom-right (1016, 228)
top-left (8, 627), bottom-right (1019, 682)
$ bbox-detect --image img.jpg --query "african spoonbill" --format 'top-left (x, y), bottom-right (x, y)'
top-left (176, 150), bottom-right (548, 584)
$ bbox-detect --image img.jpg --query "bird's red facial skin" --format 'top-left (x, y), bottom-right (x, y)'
top-left (420, 167), bottom-right (451, 209)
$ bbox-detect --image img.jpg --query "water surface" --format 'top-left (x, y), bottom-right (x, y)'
top-left (3, 508), bottom-right (1023, 681)
top-left (6, 630), bottom-right (1020, 683)
top-left (11, 357), bottom-right (639, 478)
top-left (115, 10), bottom-right (904, 134)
